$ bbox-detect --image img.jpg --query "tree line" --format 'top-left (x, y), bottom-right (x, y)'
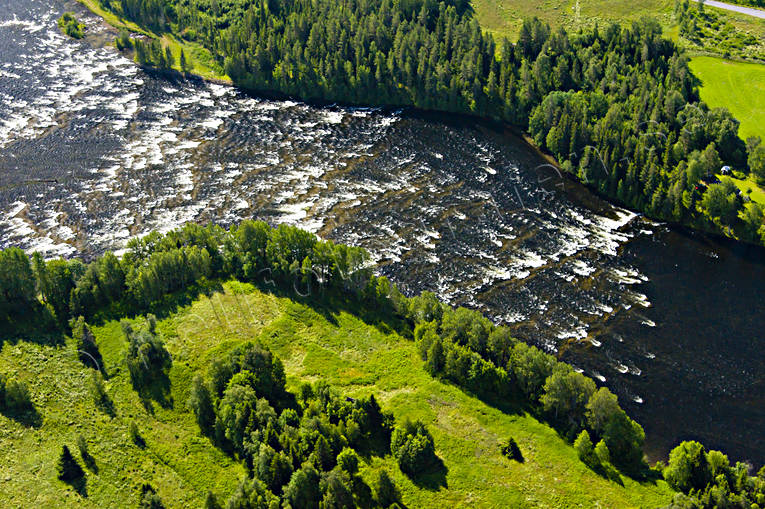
top-left (2, 221), bottom-right (764, 505)
top-left (100, 0), bottom-right (765, 246)
top-left (409, 295), bottom-right (646, 475)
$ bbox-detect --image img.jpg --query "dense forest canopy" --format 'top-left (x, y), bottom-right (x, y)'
top-left (103, 0), bottom-right (765, 246)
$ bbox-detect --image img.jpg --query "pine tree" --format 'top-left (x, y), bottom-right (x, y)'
top-left (180, 48), bottom-right (190, 73)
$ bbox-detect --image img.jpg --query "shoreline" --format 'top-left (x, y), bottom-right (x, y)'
top-left (77, 1), bottom-right (762, 251)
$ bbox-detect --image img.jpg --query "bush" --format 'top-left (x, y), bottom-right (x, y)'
top-left (188, 375), bottom-right (215, 435)
top-left (664, 441), bottom-right (713, 494)
top-left (3, 377), bottom-right (33, 412)
top-left (139, 483), bottom-right (166, 508)
top-left (124, 316), bottom-right (171, 390)
top-left (71, 317), bottom-right (103, 370)
top-left (574, 430), bottom-right (597, 468)
top-left (336, 448), bottom-right (359, 475)
top-left (57, 12), bottom-right (84, 39)
top-left (116, 30), bottom-right (132, 51)
top-left (129, 420), bottom-right (144, 446)
top-left (391, 420), bottom-right (437, 476)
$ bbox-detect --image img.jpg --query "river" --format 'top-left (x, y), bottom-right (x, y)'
top-left (1, 0), bottom-right (763, 465)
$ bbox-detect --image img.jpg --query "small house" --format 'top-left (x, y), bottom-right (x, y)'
top-left (720, 166), bottom-right (732, 175)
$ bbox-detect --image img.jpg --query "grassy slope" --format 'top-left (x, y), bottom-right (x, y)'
top-left (1, 282), bottom-right (674, 507)
top-left (77, 0), bottom-right (230, 82)
top-left (689, 56), bottom-right (765, 141)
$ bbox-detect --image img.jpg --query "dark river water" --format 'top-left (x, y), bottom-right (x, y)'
top-left (1, 0), bottom-right (763, 465)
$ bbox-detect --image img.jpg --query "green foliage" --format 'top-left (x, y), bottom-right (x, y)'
top-left (336, 448), bottom-right (359, 476)
top-left (204, 491), bottom-right (221, 509)
top-left (188, 375), bottom-right (215, 435)
top-left (540, 363), bottom-right (596, 428)
top-left (586, 387), bottom-right (621, 435)
top-left (574, 430), bottom-right (597, 467)
top-left (595, 439), bottom-right (610, 466)
top-left (129, 420), bottom-right (143, 446)
top-left (0, 248), bottom-right (37, 319)
top-left (139, 483), bottom-right (166, 508)
top-left (675, 0), bottom-right (764, 61)
top-left (71, 316), bottom-right (103, 370)
top-left (283, 464), bottom-right (321, 509)
top-left (1, 376), bottom-right (34, 413)
top-left (391, 419), bottom-right (438, 476)
top-left (58, 12), bottom-right (85, 39)
top-left (116, 30), bottom-right (132, 50)
top-left (749, 141), bottom-right (765, 185)
top-left (0, 269), bottom-right (678, 507)
top-left (508, 342), bottom-right (556, 402)
top-left (179, 48), bottom-right (190, 72)
top-left (664, 441), bottom-right (713, 494)
top-left (701, 179), bottom-right (741, 227)
top-left (124, 315), bottom-right (171, 390)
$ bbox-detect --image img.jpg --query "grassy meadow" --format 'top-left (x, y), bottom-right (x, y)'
top-left (0, 281), bottom-right (674, 507)
top-left (690, 56), bottom-right (765, 141)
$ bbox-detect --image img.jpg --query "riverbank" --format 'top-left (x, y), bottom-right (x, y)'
top-left (76, 0), bottom-right (230, 83)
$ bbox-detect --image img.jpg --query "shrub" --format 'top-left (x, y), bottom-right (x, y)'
top-left (664, 441), bottom-right (713, 494)
top-left (57, 13), bottom-right (84, 39)
top-left (129, 420), bottom-right (144, 446)
top-left (391, 420), bottom-right (437, 476)
top-left (4, 377), bottom-right (33, 412)
top-left (71, 317), bottom-right (103, 370)
top-left (336, 448), bottom-right (359, 475)
top-left (139, 483), bottom-right (165, 509)
top-left (574, 430), bottom-right (598, 468)
top-left (188, 375), bottom-right (215, 435)
top-left (124, 317), bottom-right (171, 389)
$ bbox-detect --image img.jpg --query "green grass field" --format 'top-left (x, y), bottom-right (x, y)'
top-left (0, 282), bottom-right (674, 507)
top-left (722, 174), bottom-right (765, 205)
top-left (690, 56), bottom-right (765, 141)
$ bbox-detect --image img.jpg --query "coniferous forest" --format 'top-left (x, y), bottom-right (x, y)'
top-left (104, 0), bottom-right (765, 245)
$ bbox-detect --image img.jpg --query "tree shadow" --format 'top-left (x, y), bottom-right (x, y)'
top-left (1, 406), bottom-right (42, 428)
top-left (63, 475), bottom-right (88, 498)
top-left (88, 279), bottom-right (225, 327)
top-left (95, 392), bottom-right (116, 418)
top-left (0, 305), bottom-right (65, 348)
top-left (81, 452), bottom-right (98, 475)
top-left (260, 281), bottom-right (412, 341)
top-left (135, 371), bottom-right (173, 411)
top-left (408, 455), bottom-right (448, 491)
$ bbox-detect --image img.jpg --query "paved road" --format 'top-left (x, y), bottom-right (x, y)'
top-left (693, 0), bottom-right (765, 19)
